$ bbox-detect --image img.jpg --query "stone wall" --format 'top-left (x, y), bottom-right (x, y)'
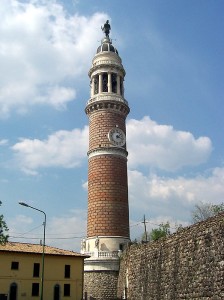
top-left (117, 212), bottom-right (224, 299)
top-left (84, 270), bottom-right (119, 300)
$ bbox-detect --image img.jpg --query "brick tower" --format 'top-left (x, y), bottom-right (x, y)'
top-left (81, 21), bottom-right (130, 299)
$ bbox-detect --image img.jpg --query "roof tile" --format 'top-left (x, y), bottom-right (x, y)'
top-left (0, 242), bottom-right (88, 257)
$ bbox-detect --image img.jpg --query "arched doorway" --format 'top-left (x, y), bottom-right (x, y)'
top-left (54, 284), bottom-right (60, 300)
top-left (9, 283), bottom-right (17, 300)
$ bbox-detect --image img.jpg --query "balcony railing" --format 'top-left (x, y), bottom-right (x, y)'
top-left (87, 94), bottom-right (128, 106)
top-left (85, 250), bottom-right (121, 259)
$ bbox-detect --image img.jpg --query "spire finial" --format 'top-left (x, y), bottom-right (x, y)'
top-left (101, 20), bottom-right (111, 37)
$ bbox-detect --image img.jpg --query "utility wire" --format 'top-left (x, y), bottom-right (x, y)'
top-left (9, 235), bottom-right (84, 240)
top-left (131, 219), bottom-right (179, 230)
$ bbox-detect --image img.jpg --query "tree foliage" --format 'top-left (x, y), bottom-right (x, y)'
top-left (150, 222), bottom-right (170, 241)
top-left (0, 201), bottom-right (9, 245)
top-left (191, 202), bottom-right (224, 223)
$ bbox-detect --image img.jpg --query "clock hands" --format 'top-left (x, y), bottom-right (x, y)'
top-left (108, 128), bottom-right (126, 146)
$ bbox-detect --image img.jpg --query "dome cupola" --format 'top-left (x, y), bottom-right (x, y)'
top-left (97, 37), bottom-right (119, 54)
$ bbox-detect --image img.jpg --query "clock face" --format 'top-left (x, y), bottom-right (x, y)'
top-left (108, 128), bottom-right (126, 147)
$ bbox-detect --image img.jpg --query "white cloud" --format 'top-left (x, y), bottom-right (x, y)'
top-left (0, 0), bottom-right (108, 118)
top-left (0, 139), bottom-right (8, 146)
top-left (127, 116), bottom-right (212, 171)
top-left (82, 180), bottom-right (88, 191)
top-left (12, 126), bottom-right (89, 173)
top-left (128, 167), bottom-right (224, 223)
top-left (10, 116), bottom-right (212, 175)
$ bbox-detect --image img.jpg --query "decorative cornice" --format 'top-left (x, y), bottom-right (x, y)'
top-left (88, 147), bottom-right (128, 159)
top-left (89, 60), bottom-right (125, 77)
top-left (87, 94), bottom-right (128, 106)
top-left (85, 95), bottom-right (130, 116)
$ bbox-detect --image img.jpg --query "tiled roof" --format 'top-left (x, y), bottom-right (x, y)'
top-left (0, 242), bottom-right (88, 258)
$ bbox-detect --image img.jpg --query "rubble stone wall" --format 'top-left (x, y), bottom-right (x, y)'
top-left (117, 213), bottom-right (224, 300)
top-left (84, 270), bottom-right (119, 300)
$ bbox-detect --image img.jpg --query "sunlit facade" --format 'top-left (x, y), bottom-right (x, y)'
top-left (0, 242), bottom-right (88, 300)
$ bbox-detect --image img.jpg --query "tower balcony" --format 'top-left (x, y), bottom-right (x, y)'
top-left (84, 250), bottom-right (121, 259)
top-left (83, 250), bottom-right (122, 272)
top-left (85, 94), bottom-right (130, 117)
top-left (86, 94), bottom-right (128, 106)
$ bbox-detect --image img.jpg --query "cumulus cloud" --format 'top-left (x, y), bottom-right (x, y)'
top-left (10, 116), bottom-right (212, 175)
top-left (0, 0), bottom-right (108, 118)
top-left (127, 116), bottom-right (212, 171)
top-left (128, 167), bottom-right (224, 223)
top-left (12, 126), bottom-right (89, 174)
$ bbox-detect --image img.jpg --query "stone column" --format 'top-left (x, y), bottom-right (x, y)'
top-left (120, 79), bottom-right (124, 96)
top-left (108, 73), bottom-right (112, 93)
top-left (91, 78), bottom-right (94, 97)
top-left (99, 73), bottom-right (102, 93)
top-left (117, 75), bottom-right (121, 95)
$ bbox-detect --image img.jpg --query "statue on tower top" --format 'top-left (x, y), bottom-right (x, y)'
top-left (101, 20), bottom-right (111, 37)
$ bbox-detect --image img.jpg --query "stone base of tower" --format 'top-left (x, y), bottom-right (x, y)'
top-left (82, 237), bottom-right (129, 299)
top-left (84, 269), bottom-right (119, 300)
top-left (83, 255), bottom-right (121, 300)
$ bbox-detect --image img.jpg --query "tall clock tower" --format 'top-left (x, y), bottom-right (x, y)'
top-left (82, 21), bottom-right (130, 300)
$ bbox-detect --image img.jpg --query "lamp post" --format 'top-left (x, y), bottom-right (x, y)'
top-left (19, 202), bottom-right (46, 300)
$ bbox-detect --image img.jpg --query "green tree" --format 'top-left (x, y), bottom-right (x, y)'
top-left (191, 202), bottom-right (224, 223)
top-left (0, 201), bottom-right (9, 245)
top-left (150, 222), bottom-right (170, 241)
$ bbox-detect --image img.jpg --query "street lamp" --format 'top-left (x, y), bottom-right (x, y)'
top-left (19, 202), bottom-right (46, 300)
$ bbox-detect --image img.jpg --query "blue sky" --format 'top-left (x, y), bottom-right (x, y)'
top-left (1, 0), bottom-right (224, 251)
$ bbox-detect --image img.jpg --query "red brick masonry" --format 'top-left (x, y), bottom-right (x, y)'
top-left (87, 155), bottom-right (129, 237)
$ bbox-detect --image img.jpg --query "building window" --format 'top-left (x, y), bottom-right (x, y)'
top-left (11, 261), bottom-right (19, 270)
top-left (32, 283), bottom-right (39, 296)
top-left (64, 265), bottom-right (70, 278)
top-left (33, 263), bottom-right (40, 277)
top-left (64, 284), bottom-right (70, 297)
top-left (9, 282), bottom-right (17, 300)
top-left (54, 284), bottom-right (60, 300)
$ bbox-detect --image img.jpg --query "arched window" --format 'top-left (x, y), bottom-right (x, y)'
top-left (9, 282), bottom-right (17, 300)
top-left (54, 284), bottom-right (60, 300)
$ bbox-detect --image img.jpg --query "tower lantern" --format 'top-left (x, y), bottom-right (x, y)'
top-left (82, 21), bottom-right (130, 300)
